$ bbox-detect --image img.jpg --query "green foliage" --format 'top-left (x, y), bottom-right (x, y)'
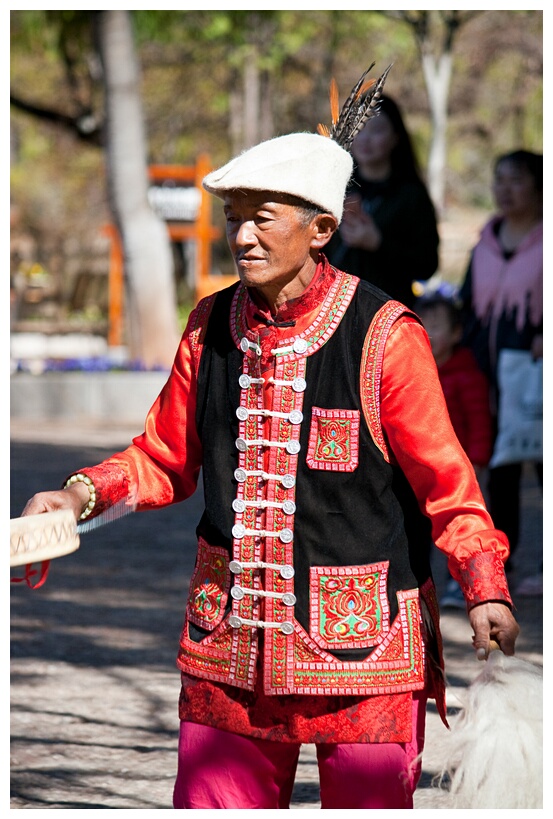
top-left (10, 8), bottom-right (542, 322)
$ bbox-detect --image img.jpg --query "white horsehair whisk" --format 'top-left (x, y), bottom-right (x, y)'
top-left (436, 645), bottom-right (543, 808)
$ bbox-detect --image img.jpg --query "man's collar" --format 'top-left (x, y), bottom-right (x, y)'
top-left (248, 254), bottom-right (337, 325)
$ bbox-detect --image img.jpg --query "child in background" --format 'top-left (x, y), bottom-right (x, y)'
top-left (415, 293), bottom-right (493, 609)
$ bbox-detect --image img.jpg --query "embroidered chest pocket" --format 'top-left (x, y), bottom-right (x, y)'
top-left (306, 407), bottom-right (360, 472)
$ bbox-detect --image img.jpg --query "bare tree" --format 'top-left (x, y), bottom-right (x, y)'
top-left (98, 10), bottom-right (180, 368)
top-left (383, 10), bottom-right (480, 214)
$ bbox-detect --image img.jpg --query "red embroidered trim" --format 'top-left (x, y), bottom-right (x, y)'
top-left (188, 294), bottom-right (217, 376)
top-left (230, 354), bottom-right (265, 689)
top-left (306, 407), bottom-right (360, 472)
top-left (458, 551), bottom-right (512, 609)
top-left (263, 357), bottom-right (305, 694)
top-left (360, 300), bottom-right (409, 463)
top-left (309, 561), bottom-right (390, 650)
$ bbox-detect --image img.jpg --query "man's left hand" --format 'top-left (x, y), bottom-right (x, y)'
top-left (468, 602), bottom-right (520, 660)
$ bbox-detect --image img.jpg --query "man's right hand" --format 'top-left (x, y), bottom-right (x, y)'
top-left (21, 485), bottom-right (89, 521)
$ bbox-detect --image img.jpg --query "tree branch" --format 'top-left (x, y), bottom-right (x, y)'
top-left (10, 92), bottom-right (103, 146)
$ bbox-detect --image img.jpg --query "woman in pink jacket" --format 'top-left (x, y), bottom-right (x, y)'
top-left (460, 150), bottom-right (543, 596)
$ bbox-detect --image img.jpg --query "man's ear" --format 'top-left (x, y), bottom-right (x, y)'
top-left (310, 213), bottom-right (338, 249)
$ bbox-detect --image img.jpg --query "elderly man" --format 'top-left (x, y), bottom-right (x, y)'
top-left (22, 68), bottom-right (518, 810)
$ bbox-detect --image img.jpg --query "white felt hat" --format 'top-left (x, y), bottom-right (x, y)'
top-left (202, 132), bottom-right (353, 223)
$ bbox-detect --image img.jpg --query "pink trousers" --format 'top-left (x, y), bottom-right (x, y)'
top-left (172, 693), bottom-right (426, 809)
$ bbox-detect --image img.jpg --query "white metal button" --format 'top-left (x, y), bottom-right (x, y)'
top-left (236, 407), bottom-right (249, 421)
top-left (234, 468), bottom-right (247, 483)
top-left (239, 374), bottom-right (251, 388)
top-left (229, 560), bottom-right (243, 574)
top-left (240, 337), bottom-right (250, 353)
top-left (282, 500), bottom-right (296, 515)
top-left (231, 586), bottom-right (245, 600)
top-left (229, 615), bottom-right (242, 628)
top-left (280, 565), bottom-right (295, 579)
top-left (288, 410), bottom-right (303, 424)
top-left (232, 499), bottom-right (246, 513)
top-left (280, 621), bottom-right (294, 635)
top-left (286, 440), bottom-right (301, 455)
top-left (279, 528), bottom-right (294, 543)
top-left (235, 438), bottom-right (248, 452)
top-left (282, 593), bottom-right (297, 606)
top-left (281, 474), bottom-right (296, 489)
top-left (293, 338), bottom-right (308, 354)
top-left (232, 523), bottom-right (246, 538)
top-left (292, 377), bottom-right (307, 392)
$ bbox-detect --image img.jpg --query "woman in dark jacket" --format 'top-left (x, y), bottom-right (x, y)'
top-left (326, 95), bottom-right (439, 308)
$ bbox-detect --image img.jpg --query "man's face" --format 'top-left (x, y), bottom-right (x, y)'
top-left (223, 190), bottom-right (320, 293)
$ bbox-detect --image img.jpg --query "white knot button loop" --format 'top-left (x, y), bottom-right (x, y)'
top-left (229, 560), bottom-right (295, 579)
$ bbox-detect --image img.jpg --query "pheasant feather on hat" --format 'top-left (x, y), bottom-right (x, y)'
top-left (317, 62), bottom-right (393, 150)
top-left (203, 63), bottom-right (392, 223)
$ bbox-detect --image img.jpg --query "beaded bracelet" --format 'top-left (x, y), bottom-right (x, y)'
top-left (64, 473), bottom-right (97, 521)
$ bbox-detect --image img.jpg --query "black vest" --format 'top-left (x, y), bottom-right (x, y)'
top-left (192, 279), bottom-right (432, 663)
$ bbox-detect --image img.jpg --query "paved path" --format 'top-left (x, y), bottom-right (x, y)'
top-left (10, 422), bottom-right (543, 809)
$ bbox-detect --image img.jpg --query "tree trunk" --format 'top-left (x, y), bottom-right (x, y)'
top-left (421, 51), bottom-right (452, 214)
top-left (98, 10), bottom-right (180, 369)
top-left (243, 46), bottom-right (261, 149)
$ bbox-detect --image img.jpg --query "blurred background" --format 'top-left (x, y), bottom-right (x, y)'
top-left (10, 9), bottom-right (543, 372)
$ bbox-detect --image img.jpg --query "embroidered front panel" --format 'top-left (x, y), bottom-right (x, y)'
top-left (187, 537), bottom-right (230, 631)
top-left (229, 352), bottom-right (265, 689)
top-left (263, 357), bottom-right (306, 693)
top-left (274, 589), bottom-right (425, 696)
top-left (360, 300), bottom-right (408, 463)
top-left (306, 407), bottom-right (360, 472)
top-left (309, 562), bottom-right (389, 650)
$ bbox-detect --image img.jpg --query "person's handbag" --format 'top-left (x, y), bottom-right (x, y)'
top-left (489, 349), bottom-right (543, 467)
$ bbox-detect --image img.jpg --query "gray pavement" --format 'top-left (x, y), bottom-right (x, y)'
top-left (10, 421), bottom-right (543, 809)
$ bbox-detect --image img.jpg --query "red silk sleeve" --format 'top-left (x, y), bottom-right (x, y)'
top-left (77, 307), bottom-right (205, 515)
top-left (378, 317), bottom-right (511, 608)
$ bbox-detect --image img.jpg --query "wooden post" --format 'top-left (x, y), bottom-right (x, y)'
top-left (195, 153), bottom-right (213, 286)
top-left (102, 223), bottom-right (124, 348)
